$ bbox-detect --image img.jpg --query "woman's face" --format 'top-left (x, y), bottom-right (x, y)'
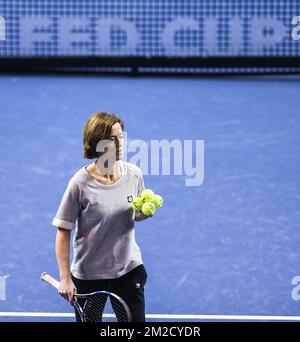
top-left (109, 122), bottom-right (124, 161)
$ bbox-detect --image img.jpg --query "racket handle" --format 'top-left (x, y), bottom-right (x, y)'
top-left (40, 272), bottom-right (60, 290)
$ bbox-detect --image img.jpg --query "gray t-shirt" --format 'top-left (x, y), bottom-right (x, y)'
top-left (52, 161), bottom-right (145, 280)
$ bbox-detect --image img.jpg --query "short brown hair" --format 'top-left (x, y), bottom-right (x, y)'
top-left (83, 112), bottom-right (124, 159)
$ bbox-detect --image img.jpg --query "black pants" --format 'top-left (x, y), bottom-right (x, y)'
top-left (72, 264), bottom-right (147, 322)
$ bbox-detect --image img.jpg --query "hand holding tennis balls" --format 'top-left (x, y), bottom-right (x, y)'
top-left (141, 202), bottom-right (156, 216)
top-left (153, 194), bottom-right (163, 208)
top-left (140, 189), bottom-right (155, 202)
top-left (131, 197), bottom-right (144, 211)
top-left (131, 189), bottom-right (164, 217)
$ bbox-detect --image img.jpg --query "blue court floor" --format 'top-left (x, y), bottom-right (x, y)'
top-left (0, 74), bottom-right (299, 321)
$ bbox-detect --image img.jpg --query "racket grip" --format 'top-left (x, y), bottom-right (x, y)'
top-left (40, 272), bottom-right (60, 290)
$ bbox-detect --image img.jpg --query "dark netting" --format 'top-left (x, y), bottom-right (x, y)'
top-left (0, 0), bottom-right (299, 74)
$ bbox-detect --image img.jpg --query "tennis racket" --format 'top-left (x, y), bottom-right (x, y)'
top-left (40, 272), bottom-right (132, 322)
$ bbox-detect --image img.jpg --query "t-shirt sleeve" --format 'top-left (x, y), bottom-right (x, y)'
top-left (137, 168), bottom-right (145, 197)
top-left (52, 178), bottom-right (80, 230)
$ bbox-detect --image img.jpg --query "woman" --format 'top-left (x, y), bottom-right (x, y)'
top-left (53, 112), bottom-right (150, 322)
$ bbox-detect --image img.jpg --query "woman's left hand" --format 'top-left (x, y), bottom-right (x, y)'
top-left (134, 211), bottom-right (150, 221)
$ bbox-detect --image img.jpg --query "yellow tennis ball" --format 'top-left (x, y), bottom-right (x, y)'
top-left (131, 197), bottom-right (143, 211)
top-left (141, 202), bottom-right (156, 216)
top-left (140, 189), bottom-right (155, 202)
top-left (153, 194), bottom-right (163, 208)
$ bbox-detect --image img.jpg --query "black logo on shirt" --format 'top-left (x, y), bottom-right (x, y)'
top-left (127, 196), bottom-right (133, 203)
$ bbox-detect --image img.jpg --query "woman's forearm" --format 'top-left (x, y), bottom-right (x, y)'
top-left (55, 227), bottom-right (72, 280)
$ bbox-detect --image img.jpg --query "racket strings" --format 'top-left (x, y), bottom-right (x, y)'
top-left (84, 294), bottom-right (107, 322)
top-left (110, 296), bottom-right (131, 322)
top-left (83, 294), bottom-right (130, 322)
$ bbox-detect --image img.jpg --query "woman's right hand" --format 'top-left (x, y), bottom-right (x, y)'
top-left (59, 277), bottom-right (76, 306)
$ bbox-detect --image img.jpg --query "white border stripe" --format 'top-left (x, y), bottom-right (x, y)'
top-left (1, 312), bottom-right (300, 321)
top-left (0, 312), bottom-right (74, 317)
top-left (146, 314), bottom-right (300, 321)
